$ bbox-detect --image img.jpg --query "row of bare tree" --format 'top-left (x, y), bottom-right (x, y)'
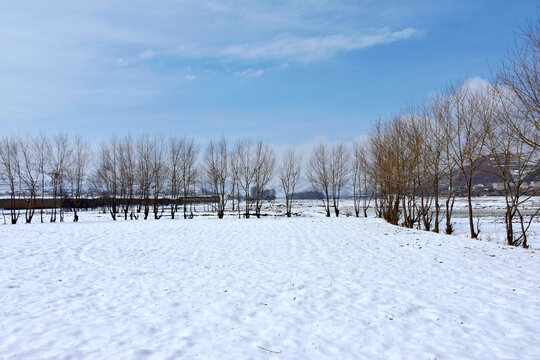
top-left (0, 134), bottom-right (90, 224)
top-left (307, 141), bottom-right (370, 218)
top-left (91, 135), bottom-right (199, 221)
top-left (0, 134), bottom-right (304, 223)
top-left (204, 137), bottom-right (278, 219)
top-left (209, 138), bottom-right (367, 220)
top-left (364, 17), bottom-right (539, 248)
top-left (0, 124), bottom-right (536, 247)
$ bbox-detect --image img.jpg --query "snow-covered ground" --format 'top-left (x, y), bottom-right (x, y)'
top-left (1, 206), bottom-right (540, 359)
top-left (447, 197), bottom-right (540, 248)
top-left (289, 197), bottom-right (540, 249)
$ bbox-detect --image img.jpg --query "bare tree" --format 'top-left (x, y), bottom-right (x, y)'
top-left (69, 136), bottom-right (91, 222)
top-left (351, 141), bottom-right (363, 217)
top-left (96, 137), bottom-right (119, 220)
top-left (367, 118), bottom-right (407, 225)
top-left (34, 134), bottom-right (50, 223)
top-left (18, 137), bottom-right (39, 223)
top-left (168, 136), bottom-right (183, 219)
top-left (496, 13), bottom-right (539, 149)
top-left (180, 137), bottom-right (199, 219)
top-left (401, 106), bottom-right (436, 231)
top-left (432, 88), bottom-right (461, 235)
top-left (398, 114), bottom-right (422, 229)
top-left (485, 84), bottom-right (539, 248)
top-left (308, 142), bottom-right (331, 217)
top-left (279, 148), bottom-right (302, 217)
top-left (425, 94), bottom-right (450, 233)
top-left (252, 141), bottom-right (276, 218)
top-left (450, 83), bottom-right (490, 238)
top-left (0, 136), bottom-right (21, 224)
top-left (136, 135), bottom-right (153, 219)
top-left (229, 146), bottom-right (239, 213)
top-left (205, 137), bottom-right (229, 218)
top-left (236, 138), bottom-right (255, 218)
top-left (328, 142), bottom-right (349, 217)
top-left (118, 136), bottom-right (136, 220)
top-left (352, 140), bottom-right (372, 217)
top-left (149, 136), bottom-right (168, 220)
top-left (230, 143), bottom-right (243, 218)
top-left (48, 134), bottom-right (72, 222)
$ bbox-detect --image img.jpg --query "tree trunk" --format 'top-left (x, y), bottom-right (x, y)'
top-left (466, 181), bottom-right (478, 238)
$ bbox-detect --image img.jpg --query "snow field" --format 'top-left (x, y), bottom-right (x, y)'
top-left (1, 216), bottom-right (539, 359)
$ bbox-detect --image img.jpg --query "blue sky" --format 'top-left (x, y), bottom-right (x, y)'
top-left (0, 0), bottom-right (537, 145)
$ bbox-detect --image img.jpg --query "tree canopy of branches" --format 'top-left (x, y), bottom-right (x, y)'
top-left (279, 148), bottom-right (302, 217)
top-left (205, 137), bottom-right (229, 219)
top-left (252, 141), bottom-right (276, 218)
top-left (497, 12), bottom-right (539, 149)
top-left (308, 142), bottom-right (332, 217)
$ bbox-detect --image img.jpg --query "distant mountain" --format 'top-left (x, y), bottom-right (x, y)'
top-left (440, 155), bottom-right (539, 196)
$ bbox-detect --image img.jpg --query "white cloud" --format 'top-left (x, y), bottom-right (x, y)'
top-left (177, 27), bottom-right (418, 62)
top-left (116, 50), bottom-right (156, 67)
top-left (460, 77), bottom-right (492, 93)
top-left (184, 75), bottom-right (196, 81)
top-left (136, 50), bottom-right (156, 61)
top-left (235, 69), bottom-right (265, 78)
top-left (117, 58), bottom-right (129, 67)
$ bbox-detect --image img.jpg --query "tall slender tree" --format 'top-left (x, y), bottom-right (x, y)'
top-left (279, 148), bottom-right (302, 217)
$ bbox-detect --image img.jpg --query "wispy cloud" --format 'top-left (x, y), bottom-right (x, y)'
top-left (235, 68), bottom-right (265, 78)
top-left (174, 27), bottom-right (419, 62)
top-left (218, 27), bottom-right (418, 62)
